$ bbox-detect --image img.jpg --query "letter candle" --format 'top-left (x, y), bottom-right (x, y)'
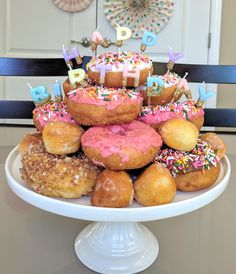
top-left (116, 25), bottom-right (132, 54)
top-left (196, 82), bottom-right (215, 107)
top-left (170, 72), bottom-right (190, 104)
top-left (27, 83), bottom-right (51, 106)
top-left (122, 63), bottom-right (141, 88)
top-left (53, 80), bottom-right (63, 102)
top-left (140, 31), bottom-right (158, 52)
top-left (166, 46), bottom-right (184, 74)
top-left (62, 45), bottom-right (82, 68)
top-left (146, 75), bottom-right (164, 107)
top-left (95, 63), bottom-right (112, 85)
top-left (68, 64), bottom-right (86, 88)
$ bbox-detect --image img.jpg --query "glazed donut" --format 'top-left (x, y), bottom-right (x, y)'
top-left (91, 170), bottom-right (134, 208)
top-left (42, 121), bottom-right (84, 155)
top-left (65, 86), bottom-right (143, 126)
top-left (81, 121), bottom-right (163, 170)
top-left (141, 73), bottom-right (189, 105)
top-left (33, 101), bottom-right (76, 132)
top-left (158, 118), bottom-right (199, 151)
top-left (86, 52), bottom-right (153, 88)
top-left (199, 132), bottom-right (226, 159)
top-left (138, 100), bottom-right (204, 130)
top-left (134, 162), bottom-right (176, 206)
top-left (155, 139), bottom-right (220, 191)
top-left (19, 132), bottom-right (42, 157)
top-left (20, 142), bottom-right (101, 198)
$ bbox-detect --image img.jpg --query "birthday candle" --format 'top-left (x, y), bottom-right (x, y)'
top-left (166, 47), bottom-right (184, 73)
top-left (147, 76), bottom-right (164, 88)
top-left (123, 63), bottom-right (140, 87)
top-left (116, 26), bottom-right (132, 48)
top-left (68, 67), bottom-right (86, 87)
top-left (140, 31), bottom-right (157, 52)
top-left (28, 83), bottom-right (51, 105)
top-left (92, 30), bottom-right (104, 44)
top-left (62, 45), bottom-right (82, 66)
top-left (53, 80), bottom-right (63, 101)
top-left (95, 63), bottom-right (112, 84)
top-left (196, 82), bottom-right (215, 107)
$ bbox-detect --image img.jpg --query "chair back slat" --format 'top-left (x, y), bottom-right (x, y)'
top-left (0, 57), bottom-right (235, 133)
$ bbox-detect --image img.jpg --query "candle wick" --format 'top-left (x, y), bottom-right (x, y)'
top-left (183, 72), bottom-right (188, 79)
top-left (114, 22), bottom-right (120, 28)
top-left (55, 80), bottom-right (58, 84)
top-left (27, 83), bottom-right (33, 90)
top-left (95, 25), bottom-right (100, 31)
top-left (68, 64), bottom-right (72, 71)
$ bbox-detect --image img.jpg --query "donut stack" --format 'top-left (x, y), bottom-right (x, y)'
top-left (19, 51), bottom-right (226, 208)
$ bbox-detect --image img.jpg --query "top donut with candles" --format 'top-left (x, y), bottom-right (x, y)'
top-left (86, 26), bottom-right (157, 89)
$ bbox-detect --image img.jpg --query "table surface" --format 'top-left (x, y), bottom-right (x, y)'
top-left (1, 144), bottom-right (236, 274)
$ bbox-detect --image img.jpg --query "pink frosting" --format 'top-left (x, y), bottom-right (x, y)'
top-left (81, 121), bottom-right (162, 162)
top-left (138, 100), bottom-right (204, 125)
top-left (68, 86), bottom-right (143, 110)
top-left (33, 101), bottom-right (76, 130)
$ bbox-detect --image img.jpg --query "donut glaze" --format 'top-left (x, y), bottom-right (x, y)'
top-left (81, 121), bottom-right (163, 170)
top-left (66, 86), bottom-right (143, 126)
top-left (87, 51), bottom-right (153, 88)
top-left (33, 101), bottom-right (76, 132)
top-left (138, 100), bottom-right (204, 130)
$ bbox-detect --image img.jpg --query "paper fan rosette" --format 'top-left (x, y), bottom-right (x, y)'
top-left (53, 0), bottom-right (93, 12)
top-left (104, 0), bottom-right (174, 38)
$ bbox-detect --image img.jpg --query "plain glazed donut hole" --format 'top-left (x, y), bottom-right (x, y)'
top-left (42, 121), bottom-right (84, 155)
top-left (134, 163), bottom-right (176, 206)
top-left (91, 170), bottom-right (134, 208)
top-left (158, 118), bottom-right (199, 151)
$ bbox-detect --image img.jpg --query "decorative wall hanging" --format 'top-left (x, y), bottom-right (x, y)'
top-left (104, 0), bottom-right (174, 38)
top-left (53, 0), bottom-right (93, 13)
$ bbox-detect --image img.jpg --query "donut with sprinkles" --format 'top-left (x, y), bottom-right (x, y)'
top-left (86, 51), bottom-right (153, 88)
top-left (155, 139), bottom-right (221, 191)
top-left (65, 85), bottom-right (143, 126)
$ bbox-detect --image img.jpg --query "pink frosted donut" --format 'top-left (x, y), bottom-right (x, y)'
top-left (81, 120), bottom-right (163, 170)
top-left (66, 86), bottom-right (143, 126)
top-left (138, 100), bottom-right (205, 130)
top-left (33, 101), bottom-right (76, 132)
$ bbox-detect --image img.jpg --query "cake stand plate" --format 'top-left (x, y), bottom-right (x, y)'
top-left (5, 147), bottom-right (231, 274)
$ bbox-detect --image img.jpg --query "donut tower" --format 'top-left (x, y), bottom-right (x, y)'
top-left (21, 30), bottom-right (226, 208)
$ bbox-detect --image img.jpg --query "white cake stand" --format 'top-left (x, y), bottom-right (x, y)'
top-left (5, 147), bottom-right (231, 274)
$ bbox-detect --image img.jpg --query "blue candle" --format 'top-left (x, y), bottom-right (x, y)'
top-left (53, 80), bottom-right (62, 97)
top-left (29, 85), bottom-right (50, 104)
top-left (142, 31), bottom-right (157, 46)
top-left (147, 76), bottom-right (164, 88)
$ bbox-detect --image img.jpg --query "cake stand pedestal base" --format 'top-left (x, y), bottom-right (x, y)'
top-left (74, 222), bottom-right (159, 274)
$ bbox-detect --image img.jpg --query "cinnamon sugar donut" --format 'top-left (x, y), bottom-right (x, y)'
top-left (19, 132), bottom-right (42, 157)
top-left (66, 86), bottom-right (143, 126)
top-left (138, 100), bottom-right (204, 130)
top-left (86, 52), bottom-right (153, 88)
top-left (20, 142), bottom-right (101, 198)
top-left (33, 101), bottom-right (76, 132)
top-left (155, 139), bottom-right (220, 191)
top-left (81, 121), bottom-right (163, 170)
